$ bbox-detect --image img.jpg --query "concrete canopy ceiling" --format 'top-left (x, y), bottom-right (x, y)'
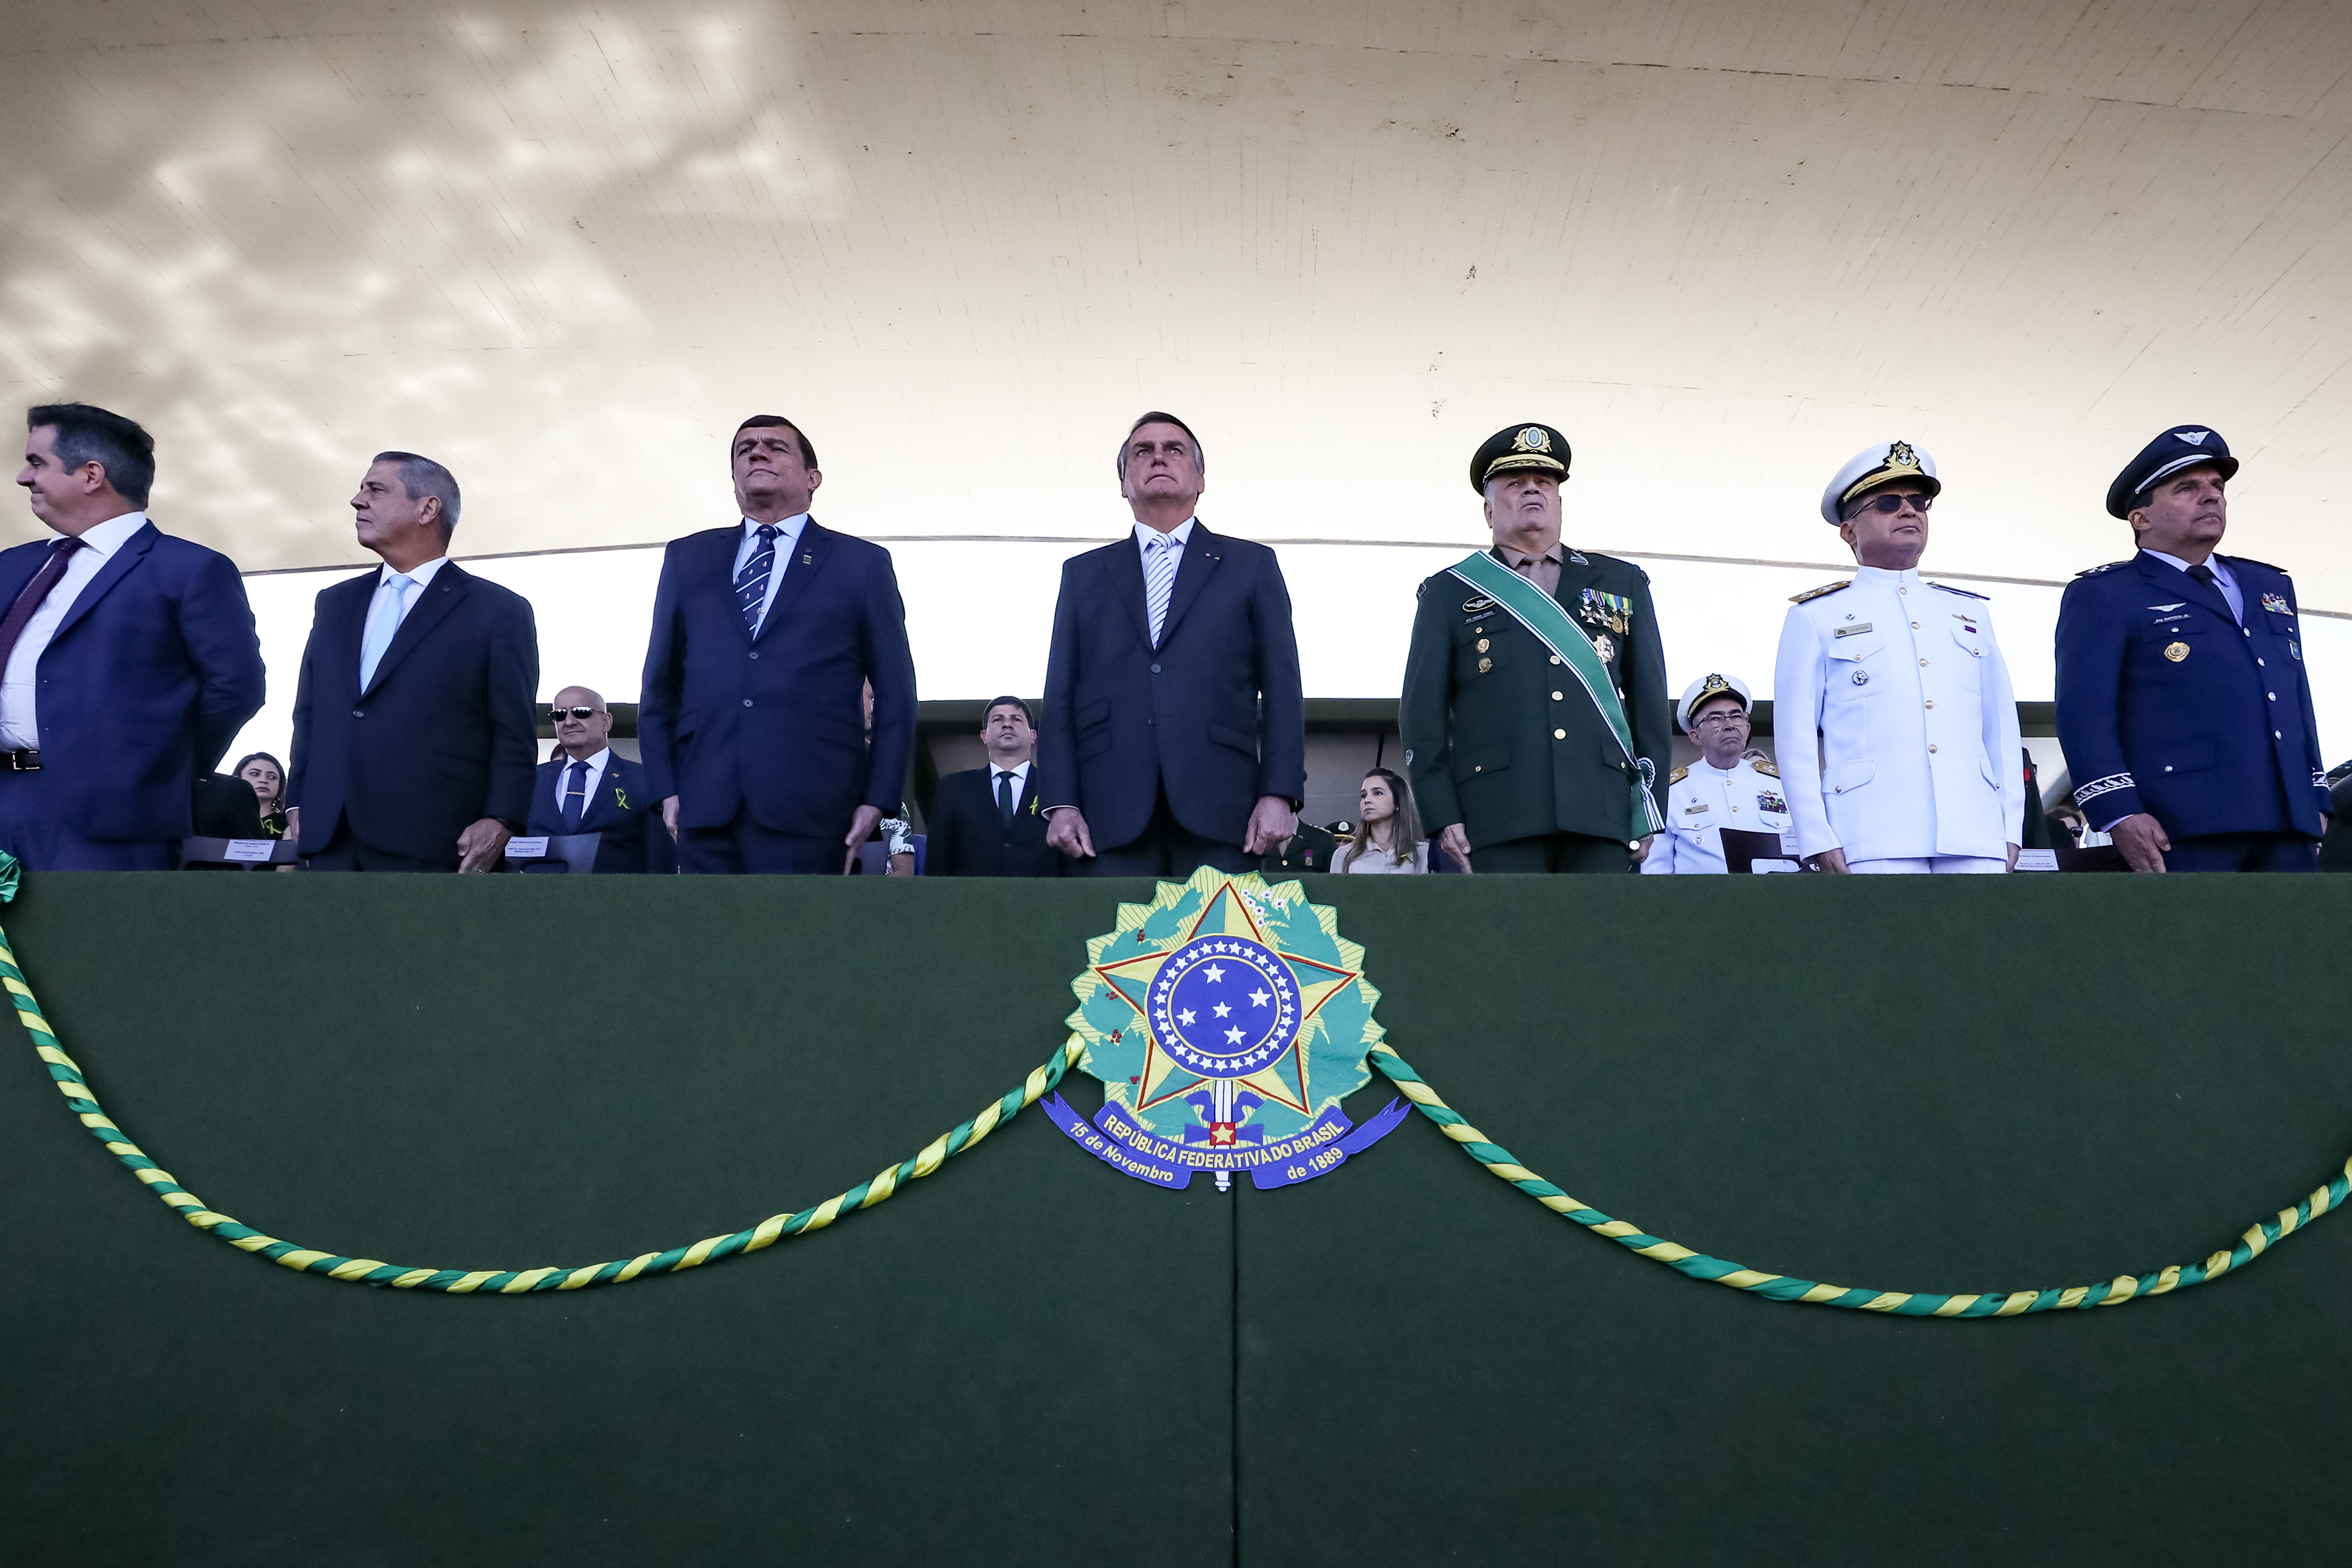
top-left (4, 1), bottom-right (2350, 610)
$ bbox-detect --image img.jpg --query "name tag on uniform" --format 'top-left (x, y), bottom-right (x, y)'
top-left (505, 836), bottom-right (550, 859)
top-left (1682, 802), bottom-right (1709, 815)
top-left (1834, 623), bottom-right (1873, 638)
top-left (222, 839), bottom-right (276, 863)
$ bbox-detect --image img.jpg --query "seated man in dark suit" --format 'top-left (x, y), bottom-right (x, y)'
top-left (927, 695), bottom-right (1059, 876)
top-left (639, 414), bottom-right (916, 875)
top-left (526, 685), bottom-right (672, 873)
top-left (1, 402), bottom-right (264, 869)
top-left (288, 451), bottom-right (539, 872)
top-left (1039, 412), bottom-right (1306, 876)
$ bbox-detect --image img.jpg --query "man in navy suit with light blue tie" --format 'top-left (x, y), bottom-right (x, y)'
top-left (527, 685), bottom-right (672, 873)
top-left (638, 415), bottom-right (916, 875)
top-left (0, 403), bottom-right (264, 870)
top-left (287, 452), bottom-right (540, 872)
top-left (1038, 412), bottom-right (1306, 876)
top-left (2056, 425), bottom-right (2331, 872)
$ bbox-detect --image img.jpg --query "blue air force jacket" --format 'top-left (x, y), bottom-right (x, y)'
top-left (2054, 551), bottom-right (2329, 838)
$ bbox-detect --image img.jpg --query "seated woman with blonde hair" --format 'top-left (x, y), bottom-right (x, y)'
top-left (1331, 767), bottom-right (1429, 874)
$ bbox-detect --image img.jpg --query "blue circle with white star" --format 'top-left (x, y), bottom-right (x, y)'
top-left (1149, 936), bottom-right (1301, 1080)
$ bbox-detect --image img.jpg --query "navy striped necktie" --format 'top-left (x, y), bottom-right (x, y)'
top-left (736, 524), bottom-right (779, 633)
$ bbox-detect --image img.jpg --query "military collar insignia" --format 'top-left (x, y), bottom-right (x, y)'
top-left (1045, 870), bottom-right (1406, 1193)
top-left (1567, 550), bottom-right (1589, 566)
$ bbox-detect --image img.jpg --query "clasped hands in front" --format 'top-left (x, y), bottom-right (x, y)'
top-left (1047, 795), bottom-right (1298, 860)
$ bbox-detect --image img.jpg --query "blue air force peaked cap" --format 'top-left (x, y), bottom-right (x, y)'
top-left (2107, 426), bottom-right (2238, 519)
top-left (1471, 424), bottom-right (1570, 493)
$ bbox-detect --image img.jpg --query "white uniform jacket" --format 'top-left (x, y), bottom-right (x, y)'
top-left (1772, 565), bottom-right (2024, 864)
top-left (1640, 757), bottom-right (1796, 874)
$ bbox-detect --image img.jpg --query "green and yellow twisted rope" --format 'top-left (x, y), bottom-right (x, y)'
top-left (3, 917), bottom-right (1081, 1293)
top-left (9, 882), bottom-right (2343, 1310)
top-left (1369, 1042), bottom-right (2350, 1316)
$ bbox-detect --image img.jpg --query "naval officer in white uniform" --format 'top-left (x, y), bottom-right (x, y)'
top-left (1773, 441), bottom-right (2023, 874)
top-left (1642, 674), bottom-right (1795, 874)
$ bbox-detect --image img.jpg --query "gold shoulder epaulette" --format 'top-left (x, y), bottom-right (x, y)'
top-left (1751, 759), bottom-right (1779, 778)
top-left (1789, 580), bottom-right (1851, 604)
top-left (1668, 765), bottom-right (1689, 784)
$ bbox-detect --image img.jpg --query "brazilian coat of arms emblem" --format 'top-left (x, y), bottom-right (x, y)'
top-left (1042, 868), bottom-right (1406, 1191)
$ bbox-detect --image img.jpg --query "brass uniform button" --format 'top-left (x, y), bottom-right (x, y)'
top-left (2164, 642), bottom-right (2190, 662)
top-left (1551, 690), bottom-right (1563, 701)
top-left (1478, 657), bottom-right (1492, 673)
top-left (1928, 744), bottom-right (1939, 753)
top-left (1925, 700), bottom-right (1935, 709)
top-left (1553, 728), bottom-right (1567, 739)
top-left (1476, 638), bottom-right (1490, 652)
top-left (1918, 658), bottom-right (1928, 667)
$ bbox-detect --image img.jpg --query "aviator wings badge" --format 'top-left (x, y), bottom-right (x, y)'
top-left (1042, 868), bottom-right (1407, 1192)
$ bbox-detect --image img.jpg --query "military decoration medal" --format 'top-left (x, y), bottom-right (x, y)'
top-left (2262, 592), bottom-right (2291, 617)
top-left (1579, 588), bottom-right (1632, 635)
top-left (1043, 868), bottom-right (1406, 1192)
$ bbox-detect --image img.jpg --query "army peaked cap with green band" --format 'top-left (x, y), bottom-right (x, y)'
top-left (1471, 423), bottom-right (1570, 492)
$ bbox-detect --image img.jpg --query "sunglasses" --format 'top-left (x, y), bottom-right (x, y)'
top-left (1851, 492), bottom-right (1933, 517)
top-left (548, 706), bottom-right (603, 721)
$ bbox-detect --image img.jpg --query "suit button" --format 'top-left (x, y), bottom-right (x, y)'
top-left (1928, 744), bottom-right (1939, 753)
top-left (1147, 718), bottom-right (1155, 726)
top-left (749, 651), bottom-right (759, 660)
top-left (2258, 658), bottom-right (2266, 666)
top-left (1924, 700), bottom-right (1934, 709)
top-left (743, 699), bottom-right (753, 707)
top-left (2275, 730), bottom-right (2283, 739)
top-left (2164, 765), bottom-right (2174, 773)
top-left (1551, 690), bottom-right (1563, 701)
top-left (1150, 663), bottom-right (1161, 674)
top-left (351, 709), bottom-right (363, 718)
top-left (1911, 621), bottom-right (1920, 628)
top-left (1548, 654), bottom-right (1560, 665)
top-left (1473, 765), bottom-right (1483, 773)
top-left (1553, 727), bottom-right (1566, 739)
top-left (1918, 658), bottom-right (1928, 667)
top-left (2268, 692), bottom-right (2276, 701)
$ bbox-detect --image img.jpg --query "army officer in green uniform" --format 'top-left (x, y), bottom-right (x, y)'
top-left (1399, 424), bottom-right (1671, 872)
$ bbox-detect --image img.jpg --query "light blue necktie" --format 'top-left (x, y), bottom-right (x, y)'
top-left (1144, 533), bottom-right (1179, 647)
top-left (359, 573), bottom-right (415, 691)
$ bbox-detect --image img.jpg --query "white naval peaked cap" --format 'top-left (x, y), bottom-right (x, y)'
top-left (1677, 671), bottom-right (1752, 733)
top-left (1820, 439), bottom-right (1941, 525)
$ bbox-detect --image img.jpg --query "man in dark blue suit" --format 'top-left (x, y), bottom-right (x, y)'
top-left (0, 403), bottom-right (264, 870)
top-left (926, 696), bottom-right (1060, 877)
top-left (288, 452), bottom-right (540, 872)
top-left (526, 685), bottom-right (672, 873)
top-left (2056, 425), bottom-right (2331, 873)
top-left (1038, 412), bottom-right (1305, 876)
top-left (638, 415), bottom-right (916, 875)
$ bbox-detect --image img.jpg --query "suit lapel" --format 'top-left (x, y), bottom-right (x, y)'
top-left (1156, 523), bottom-right (1223, 648)
top-left (2136, 551), bottom-right (2234, 626)
top-left (751, 519), bottom-right (833, 645)
top-left (1106, 530), bottom-right (1152, 649)
top-left (362, 561), bottom-right (471, 698)
top-left (51, 522), bottom-right (157, 644)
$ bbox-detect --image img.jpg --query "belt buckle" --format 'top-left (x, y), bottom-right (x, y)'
top-left (9, 751), bottom-right (38, 773)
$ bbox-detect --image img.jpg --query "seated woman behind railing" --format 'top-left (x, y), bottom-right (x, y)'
top-left (1330, 768), bottom-right (1429, 875)
top-left (233, 752), bottom-right (292, 840)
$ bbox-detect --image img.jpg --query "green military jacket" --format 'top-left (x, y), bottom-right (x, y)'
top-left (1399, 546), bottom-right (1670, 849)
top-left (1257, 821), bottom-right (1342, 876)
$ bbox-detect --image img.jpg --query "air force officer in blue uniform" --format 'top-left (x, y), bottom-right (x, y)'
top-left (2, 403), bottom-right (264, 869)
top-left (639, 416), bottom-right (916, 875)
top-left (2055, 427), bottom-right (2330, 872)
top-left (1038, 413), bottom-right (1306, 876)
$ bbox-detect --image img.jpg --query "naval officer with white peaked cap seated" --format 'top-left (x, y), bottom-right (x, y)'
top-left (1641, 674), bottom-right (1795, 874)
top-left (1772, 441), bottom-right (2024, 874)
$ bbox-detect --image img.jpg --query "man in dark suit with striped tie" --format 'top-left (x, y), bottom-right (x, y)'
top-left (638, 415), bottom-right (916, 875)
top-left (1037, 412), bottom-right (1306, 876)
top-left (925, 696), bottom-right (1059, 876)
top-left (526, 685), bottom-right (672, 873)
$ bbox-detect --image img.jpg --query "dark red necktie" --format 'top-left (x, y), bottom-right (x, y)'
top-left (0, 536), bottom-right (85, 676)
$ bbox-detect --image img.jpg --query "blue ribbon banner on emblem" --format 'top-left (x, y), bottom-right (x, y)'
top-left (1041, 1091), bottom-right (1410, 1190)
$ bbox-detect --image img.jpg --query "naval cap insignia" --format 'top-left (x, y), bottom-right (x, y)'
top-left (2178, 429), bottom-right (2210, 445)
top-left (1886, 439), bottom-right (1918, 467)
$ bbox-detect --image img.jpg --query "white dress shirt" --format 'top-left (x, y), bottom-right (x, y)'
top-left (987, 759), bottom-right (1032, 807)
top-left (1773, 565), bottom-right (2024, 865)
top-left (552, 746), bottom-right (611, 823)
top-left (0, 510), bottom-right (151, 750)
top-left (1134, 516), bottom-right (1197, 568)
top-left (733, 513), bottom-right (809, 636)
top-left (360, 553), bottom-right (452, 680)
top-left (2142, 548), bottom-right (2243, 623)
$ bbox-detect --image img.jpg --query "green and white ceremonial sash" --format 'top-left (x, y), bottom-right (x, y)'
top-left (1446, 551), bottom-right (1666, 836)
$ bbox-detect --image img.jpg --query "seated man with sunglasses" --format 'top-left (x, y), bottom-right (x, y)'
top-left (1773, 441), bottom-right (2023, 874)
top-left (524, 686), bottom-right (672, 873)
